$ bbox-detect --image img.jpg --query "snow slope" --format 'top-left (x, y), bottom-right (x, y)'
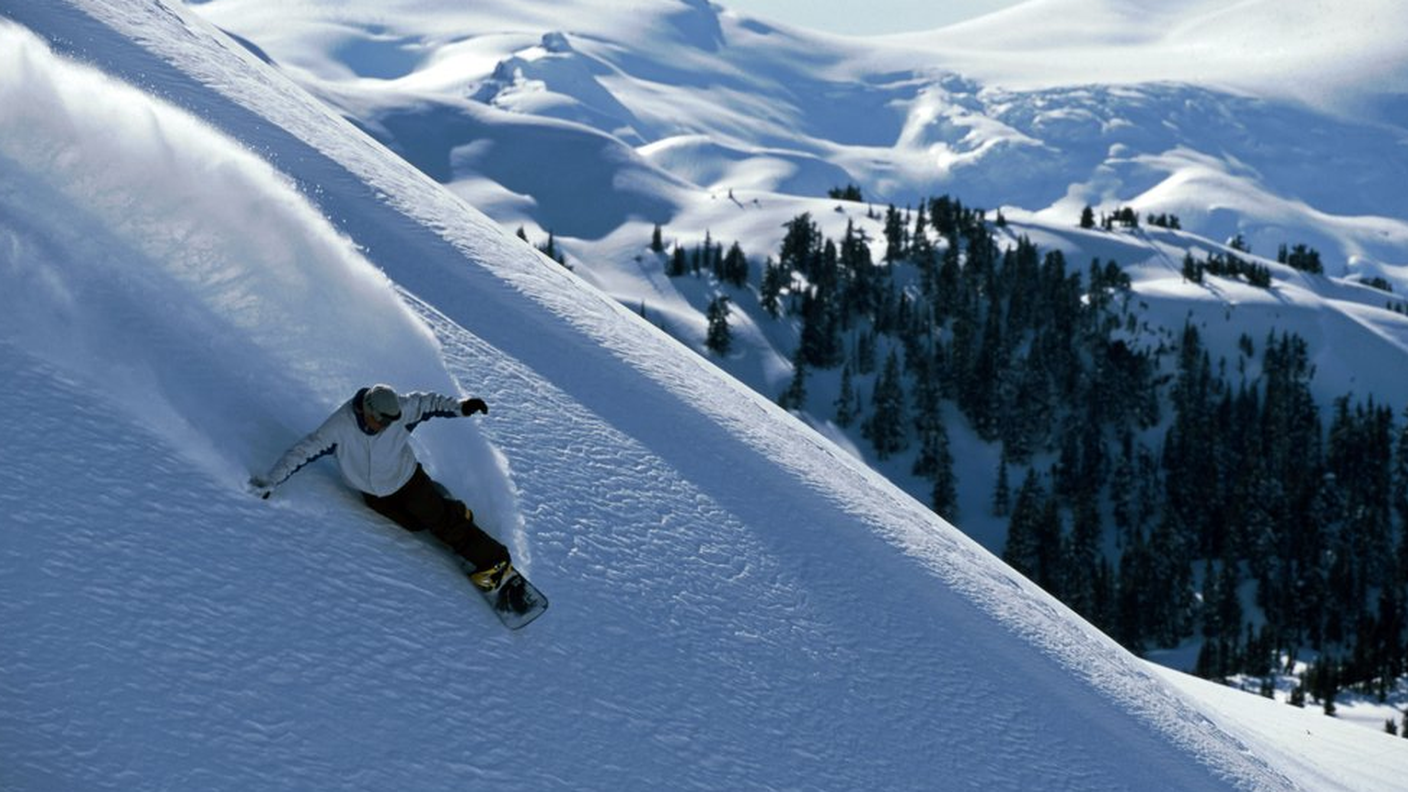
top-left (1, 3), bottom-right (1405, 791)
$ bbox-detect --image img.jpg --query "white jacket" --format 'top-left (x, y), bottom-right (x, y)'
top-left (264, 389), bottom-right (464, 497)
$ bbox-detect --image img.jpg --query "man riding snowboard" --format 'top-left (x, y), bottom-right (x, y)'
top-left (249, 384), bottom-right (513, 591)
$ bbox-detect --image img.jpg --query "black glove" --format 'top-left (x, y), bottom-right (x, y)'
top-left (461, 397), bottom-right (489, 416)
top-left (247, 476), bottom-right (274, 500)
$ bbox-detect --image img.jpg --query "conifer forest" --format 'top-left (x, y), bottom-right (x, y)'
top-left (661, 195), bottom-right (1408, 709)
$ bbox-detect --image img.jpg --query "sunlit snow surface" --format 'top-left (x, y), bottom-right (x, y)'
top-left (1, 2), bottom-right (1406, 790)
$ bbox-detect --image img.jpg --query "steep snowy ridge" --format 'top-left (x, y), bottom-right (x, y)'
top-left (1, 2), bottom-right (1405, 790)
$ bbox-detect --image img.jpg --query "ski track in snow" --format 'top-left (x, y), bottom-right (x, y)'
top-left (3, 1), bottom-right (1402, 790)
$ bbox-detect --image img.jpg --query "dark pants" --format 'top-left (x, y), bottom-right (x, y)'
top-left (363, 466), bottom-right (510, 572)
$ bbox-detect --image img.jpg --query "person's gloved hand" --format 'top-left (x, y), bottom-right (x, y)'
top-left (461, 397), bottom-right (489, 416)
top-left (247, 476), bottom-right (274, 500)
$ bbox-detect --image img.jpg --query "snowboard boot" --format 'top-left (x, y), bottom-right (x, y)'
top-left (498, 572), bottom-right (531, 615)
top-left (469, 559), bottom-right (512, 592)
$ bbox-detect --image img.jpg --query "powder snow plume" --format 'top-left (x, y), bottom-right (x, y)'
top-left (0, 20), bottom-right (460, 481)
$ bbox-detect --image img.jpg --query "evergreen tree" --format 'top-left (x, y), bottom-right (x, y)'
top-left (650, 224), bottom-right (665, 253)
top-left (538, 231), bottom-right (565, 265)
top-left (1062, 493), bottom-right (1102, 620)
top-left (1308, 655), bottom-right (1339, 716)
top-left (862, 350), bottom-right (908, 459)
top-left (1110, 431), bottom-right (1138, 543)
top-left (1091, 557), bottom-right (1117, 635)
top-left (834, 365), bottom-right (859, 428)
top-left (854, 329), bottom-right (878, 376)
top-left (1197, 555), bottom-right (1244, 680)
top-left (1003, 471), bottom-right (1046, 581)
top-left (1115, 530), bottom-right (1154, 654)
top-left (909, 353), bottom-right (943, 478)
top-left (668, 244), bottom-right (689, 277)
top-left (780, 213), bottom-right (822, 275)
top-left (910, 355), bottom-right (956, 520)
top-left (720, 241), bottom-right (749, 288)
top-left (1002, 355), bottom-right (1050, 463)
top-left (883, 205), bottom-right (907, 262)
top-left (705, 296), bottom-right (732, 355)
top-left (840, 220), bottom-right (877, 317)
top-left (799, 288), bottom-right (844, 369)
top-left (1279, 243), bottom-right (1324, 275)
top-left (1146, 512), bottom-right (1195, 648)
top-left (1034, 490), bottom-right (1065, 597)
top-left (1163, 324), bottom-right (1223, 556)
top-left (1181, 252), bottom-right (1204, 283)
top-left (930, 448), bottom-right (958, 522)
top-left (992, 455), bottom-right (1012, 518)
top-left (778, 348), bottom-right (808, 410)
top-left (1327, 398), bottom-right (1395, 606)
top-left (760, 257), bottom-right (786, 317)
top-left (828, 183), bottom-right (864, 202)
top-left (910, 201), bottom-right (932, 262)
top-left (933, 240), bottom-right (962, 323)
top-left (963, 294), bottom-right (1006, 440)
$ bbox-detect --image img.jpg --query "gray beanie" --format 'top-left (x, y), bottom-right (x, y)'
top-left (363, 384), bottom-right (401, 422)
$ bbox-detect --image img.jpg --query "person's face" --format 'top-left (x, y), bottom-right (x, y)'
top-left (363, 404), bottom-right (398, 433)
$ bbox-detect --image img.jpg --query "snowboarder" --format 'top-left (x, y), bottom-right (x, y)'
top-left (248, 384), bottom-right (513, 591)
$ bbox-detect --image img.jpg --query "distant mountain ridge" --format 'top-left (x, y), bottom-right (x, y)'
top-left (195, 0), bottom-right (1408, 276)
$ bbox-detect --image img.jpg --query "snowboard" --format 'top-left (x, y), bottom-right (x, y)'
top-left (464, 562), bottom-right (549, 630)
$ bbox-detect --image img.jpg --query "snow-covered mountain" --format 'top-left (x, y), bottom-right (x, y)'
top-left (2, 1), bottom-right (1407, 790)
top-left (191, 0), bottom-right (1408, 276)
top-left (187, 0), bottom-right (1408, 703)
top-left (185, 0), bottom-right (1408, 478)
